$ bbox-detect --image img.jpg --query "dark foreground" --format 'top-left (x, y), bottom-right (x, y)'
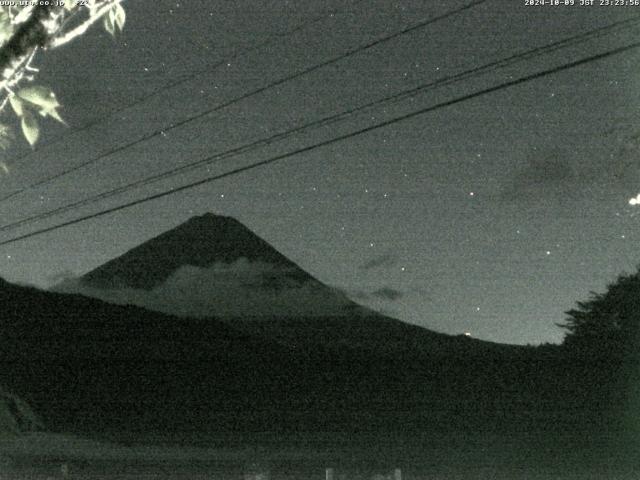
top-left (1, 278), bottom-right (638, 478)
top-left (1, 428), bottom-right (638, 480)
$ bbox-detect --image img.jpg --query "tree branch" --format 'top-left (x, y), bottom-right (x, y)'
top-left (0, 4), bottom-right (66, 89)
top-left (49, 0), bottom-right (124, 49)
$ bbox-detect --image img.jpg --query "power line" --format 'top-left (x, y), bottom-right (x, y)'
top-left (341, 15), bottom-right (640, 118)
top-left (1, 17), bottom-right (637, 234)
top-left (0, 0), bottom-right (363, 202)
top-left (0, 0), bottom-right (488, 204)
top-left (1, 40), bottom-right (637, 247)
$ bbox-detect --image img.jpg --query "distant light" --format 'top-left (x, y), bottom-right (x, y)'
top-left (629, 193), bottom-right (640, 205)
top-left (546, 251), bottom-right (551, 255)
top-left (464, 332), bottom-right (471, 337)
top-left (469, 192), bottom-right (474, 196)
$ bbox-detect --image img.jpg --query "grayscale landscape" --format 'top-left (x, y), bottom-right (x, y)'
top-left (0, 0), bottom-right (638, 478)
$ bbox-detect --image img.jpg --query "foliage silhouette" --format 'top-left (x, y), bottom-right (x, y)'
top-left (560, 266), bottom-right (640, 360)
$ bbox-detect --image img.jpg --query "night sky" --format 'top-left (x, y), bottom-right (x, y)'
top-left (0, 0), bottom-right (639, 345)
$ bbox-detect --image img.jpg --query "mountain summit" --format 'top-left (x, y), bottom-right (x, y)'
top-left (82, 213), bottom-right (306, 290)
top-left (59, 213), bottom-right (358, 318)
top-left (52, 213), bottom-right (494, 354)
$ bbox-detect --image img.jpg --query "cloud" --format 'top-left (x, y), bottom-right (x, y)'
top-left (47, 270), bottom-right (77, 286)
top-left (54, 258), bottom-right (357, 318)
top-left (370, 287), bottom-right (404, 301)
top-left (499, 143), bottom-right (640, 205)
top-left (360, 253), bottom-right (397, 270)
top-left (345, 286), bottom-right (405, 303)
top-left (500, 152), bottom-right (579, 202)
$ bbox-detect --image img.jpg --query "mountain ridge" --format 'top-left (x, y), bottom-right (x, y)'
top-left (0, 275), bottom-right (541, 441)
top-left (59, 213), bottom-right (371, 319)
top-left (82, 213), bottom-right (308, 290)
top-left (60, 213), bottom-right (524, 350)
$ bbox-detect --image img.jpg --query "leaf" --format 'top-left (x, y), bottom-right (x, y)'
top-left (9, 95), bottom-right (24, 117)
top-left (21, 111), bottom-right (39, 147)
top-left (0, 14), bottom-right (12, 44)
top-left (41, 106), bottom-right (67, 126)
top-left (17, 86), bottom-right (60, 111)
top-left (13, 6), bottom-right (33, 25)
top-left (103, 3), bottom-right (125, 36)
top-left (103, 12), bottom-right (115, 36)
top-left (0, 8), bottom-right (9, 25)
top-left (113, 3), bottom-right (125, 31)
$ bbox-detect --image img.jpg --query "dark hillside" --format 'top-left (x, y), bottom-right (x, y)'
top-left (0, 277), bottom-right (628, 457)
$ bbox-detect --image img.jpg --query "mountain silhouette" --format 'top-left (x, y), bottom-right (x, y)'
top-left (0, 278), bottom-right (616, 455)
top-left (0, 278), bottom-right (312, 437)
top-left (58, 213), bottom-right (509, 352)
top-left (62, 213), bottom-right (363, 319)
top-left (34, 213), bottom-right (621, 446)
top-left (0, 277), bottom-right (530, 442)
top-left (81, 213), bottom-right (310, 290)
top-left (2, 213), bottom-right (631, 468)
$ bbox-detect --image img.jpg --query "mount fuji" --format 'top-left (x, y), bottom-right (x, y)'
top-left (58, 213), bottom-right (363, 318)
top-left (0, 215), bottom-right (586, 445)
top-left (56, 213), bottom-right (480, 352)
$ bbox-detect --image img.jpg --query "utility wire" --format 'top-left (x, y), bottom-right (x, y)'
top-left (0, 0), bottom-right (365, 199)
top-left (1, 40), bottom-right (637, 247)
top-left (0, 0), bottom-right (488, 204)
top-left (0, 17), bottom-right (637, 234)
